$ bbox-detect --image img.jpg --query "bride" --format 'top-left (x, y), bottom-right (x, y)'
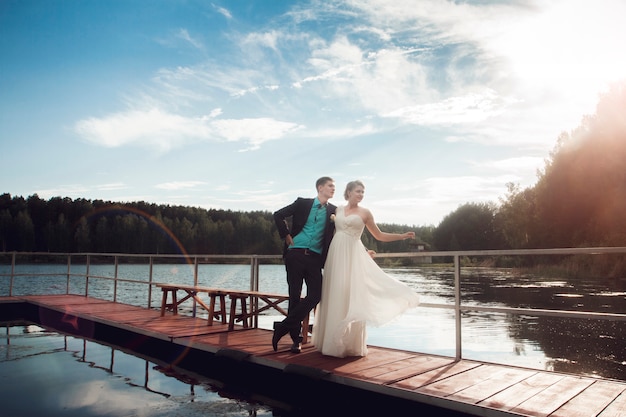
top-left (312, 180), bottom-right (420, 357)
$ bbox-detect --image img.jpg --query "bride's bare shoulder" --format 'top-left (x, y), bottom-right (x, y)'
top-left (359, 206), bottom-right (372, 216)
top-left (360, 207), bottom-right (375, 223)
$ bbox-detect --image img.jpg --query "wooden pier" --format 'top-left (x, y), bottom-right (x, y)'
top-left (2, 294), bottom-right (626, 417)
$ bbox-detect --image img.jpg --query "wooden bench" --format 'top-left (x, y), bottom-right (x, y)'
top-left (156, 283), bottom-right (228, 325)
top-left (155, 283), bottom-right (311, 342)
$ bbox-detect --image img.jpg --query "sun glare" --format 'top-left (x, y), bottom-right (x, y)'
top-left (493, 1), bottom-right (626, 102)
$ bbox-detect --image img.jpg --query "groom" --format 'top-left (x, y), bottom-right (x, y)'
top-left (272, 176), bottom-right (336, 353)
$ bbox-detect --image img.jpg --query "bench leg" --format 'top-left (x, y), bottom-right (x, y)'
top-left (171, 290), bottom-right (178, 315)
top-left (228, 296), bottom-right (237, 330)
top-left (208, 294), bottom-right (217, 325)
top-left (208, 293), bottom-right (227, 326)
top-left (241, 297), bottom-right (249, 328)
top-left (218, 294), bottom-right (227, 324)
top-left (229, 295), bottom-right (250, 330)
top-left (160, 289), bottom-right (178, 316)
top-left (160, 290), bottom-right (167, 316)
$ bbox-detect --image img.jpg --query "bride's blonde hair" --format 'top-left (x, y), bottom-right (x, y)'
top-left (344, 180), bottom-right (364, 200)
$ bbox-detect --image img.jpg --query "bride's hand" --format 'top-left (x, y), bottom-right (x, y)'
top-left (367, 249), bottom-right (376, 258)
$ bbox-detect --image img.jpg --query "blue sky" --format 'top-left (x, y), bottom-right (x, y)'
top-left (1, 0), bottom-right (625, 226)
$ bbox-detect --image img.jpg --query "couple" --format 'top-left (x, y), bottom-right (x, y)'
top-left (272, 176), bottom-right (420, 357)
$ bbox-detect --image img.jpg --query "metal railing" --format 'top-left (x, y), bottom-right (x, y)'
top-left (1, 248), bottom-right (625, 361)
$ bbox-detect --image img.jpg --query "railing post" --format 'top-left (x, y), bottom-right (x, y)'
top-left (66, 254), bottom-right (72, 294)
top-left (148, 256), bottom-right (154, 309)
top-left (454, 254), bottom-right (462, 361)
top-left (85, 254), bottom-right (91, 296)
top-left (113, 256), bottom-right (119, 302)
top-left (9, 252), bottom-right (15, 297)
top-left (192, 256), bottom-right (199, 317)
top-left (250, 256), bottom-right (259, 291)
top-left (250, 256), bottom-right (260, 328)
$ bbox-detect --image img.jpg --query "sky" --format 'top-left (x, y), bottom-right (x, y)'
top-left (1, 0), bottom-right (625, 227)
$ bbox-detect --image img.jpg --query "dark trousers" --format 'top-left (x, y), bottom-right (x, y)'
top-left (281, 250), bottom-right (323, 340)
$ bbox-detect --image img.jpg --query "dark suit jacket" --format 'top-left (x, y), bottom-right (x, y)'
top-left (273, 197), bottom-right (336, 263)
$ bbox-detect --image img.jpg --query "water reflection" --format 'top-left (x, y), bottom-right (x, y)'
top-left (379, 267), bottom-right (626, 381)
top-left (0, 324), bottom-right (275, 417)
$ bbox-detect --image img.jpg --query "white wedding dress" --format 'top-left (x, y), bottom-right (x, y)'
top-left (312, 206), bottom-right (420, 357)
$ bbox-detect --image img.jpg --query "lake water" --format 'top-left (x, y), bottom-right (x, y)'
top-left (0, 323), bottom-right (277, 417)
top-left (1, 262), bottom-right (625, 382)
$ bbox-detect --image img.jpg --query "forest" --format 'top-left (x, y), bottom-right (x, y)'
top-left (1, 83), bottom-right (625, 264)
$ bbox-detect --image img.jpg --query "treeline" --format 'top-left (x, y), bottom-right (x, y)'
top-left (2, 83), bottom-right (625, 265)
top-left (0, 194), bottom-right (428, 256)
top-left (433, 82), bottom-right (626, 253)
top-left (0, 197), bottom-right (281, 255)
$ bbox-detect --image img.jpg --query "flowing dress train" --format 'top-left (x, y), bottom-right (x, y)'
top-left (312, 206), bottom-right (420, 357)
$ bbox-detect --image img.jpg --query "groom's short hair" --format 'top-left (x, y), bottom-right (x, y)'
top-left (316, 176), bottom-right (334, 189)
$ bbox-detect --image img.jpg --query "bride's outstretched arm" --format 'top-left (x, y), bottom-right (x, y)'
top-left (363, 208), bottom-right (415, 242)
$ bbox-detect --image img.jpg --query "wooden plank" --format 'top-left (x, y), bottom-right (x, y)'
top-left (328, 348), bottom-right (417, 378)
top-left (136, 316), bottom-right (230, 338)
top-left (479, 372), bottom-right (564, 411)
top-left (269, 346), bottom-right (407, 371)
top-left (0, 296), bottom-right (26, 303)
top-left (550, 381), bottom-right (626, 417)
top-left (511, 376), bottom-right (594, 416)
top-left (356, 354), bottom-right (456, 384)
top-left (597, 390), bottom-right (626, 417)
top-left (391, 360), bottom-right (481, 390)
top-left (417, 363), bottom-right (509, 397)
top-left (22, 294), bottom-right (110, 305)
top-left (183, 331), bottom-right (271, 356)
top-left (67, 303), bottom-right (151, 316)
top-left (449, 366), bottom-right (536, 404)
top-left (90, 309), bottom-right (161, 322)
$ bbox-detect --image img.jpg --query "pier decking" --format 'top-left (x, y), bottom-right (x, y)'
top-left (2, 294), bottom-right (626, 416)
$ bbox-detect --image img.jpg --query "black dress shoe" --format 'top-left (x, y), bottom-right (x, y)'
top-left (290, 341), bottom-right (302, 354)
top-left (290, 336), bottom-right (303, 353)
top-left (272, 322), bottom-right (289, 351)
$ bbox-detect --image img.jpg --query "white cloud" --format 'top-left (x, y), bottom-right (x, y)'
top-left (212, 3), bottom-right (232, 19)
top-left (385, 90), bottom-right (505, 126)
top-left (211, 118), bottom-right (304, 150)
top-left (477, 156), bottom-right (545, 174)
top-left (75, 109), bottom-right (301, 152)
top-left (97, 183), bottom-right (128, 191)
top-left (407, 175), bottom-right (514, 204)
top-left (176, 28), bottom-right (203, 50)
top-left (243, 30), bottom-right (281, 51)
top-left (231, 84), bottom-right (280, 98)
top-left (35, 185), bottom-right (89, 199)
top-left (155, 181), bottom-right (206, 190)
top-left (74, 108), bottom-right (213, 151)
